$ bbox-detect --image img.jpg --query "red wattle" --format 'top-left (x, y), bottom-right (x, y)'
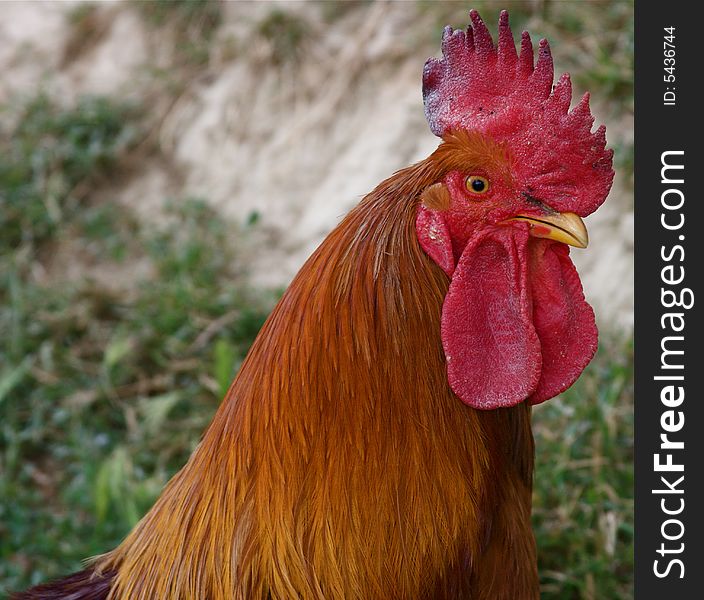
top-left (527, 240), bottom-right (598, 404)
top-left (418, 215), bottom-right (599, 410)
top-left (440, 227), bottom-right (542, 409)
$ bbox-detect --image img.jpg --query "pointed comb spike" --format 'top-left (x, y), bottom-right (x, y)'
top-left (465, 21), bottom-right (475, 51)
top-left (594, 124), bottom-right (607, 145)
top-left (441, 25), bottom-right (454, 52)
top-left (574, 91), bottom-right (591, 111)
top-left (593, 147), bottom-right (615, 170)
top-left (551, 73), bottom-right (572, 113)
top-left (532, 39), bottom-right (554, 98)
top-left (519, 31), bottom-right (534, 75)
top-left (498, 10), bottom-right (517, 66)
top-left (469, 9), bottom-right (495, 56)
top-left (569, 92), bottom-right (594, 129)
top-left (442, 28), bottom-right (467, 61)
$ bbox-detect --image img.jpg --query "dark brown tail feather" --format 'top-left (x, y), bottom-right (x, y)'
top-left (10, 567), bottom-right (115, 600)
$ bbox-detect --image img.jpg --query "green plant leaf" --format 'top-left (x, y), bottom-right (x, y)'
top-left (213, 338), bottom-right (236, 398)
top-left (0, 357), bottom-right (33, 406)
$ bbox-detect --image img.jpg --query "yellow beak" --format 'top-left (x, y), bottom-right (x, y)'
top-left (504, 211), bottom-right (589, 249)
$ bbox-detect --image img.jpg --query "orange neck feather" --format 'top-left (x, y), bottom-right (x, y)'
top-left (98, 147), bottom-right (537, 599)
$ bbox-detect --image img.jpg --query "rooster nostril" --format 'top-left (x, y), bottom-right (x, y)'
top-left (521, 191), bottom-right (557, 214)
top-left (521, 191), bottom-right (541, 205)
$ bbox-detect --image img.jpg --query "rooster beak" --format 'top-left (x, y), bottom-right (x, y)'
top-left (504, 212), bottom-right (589, 248)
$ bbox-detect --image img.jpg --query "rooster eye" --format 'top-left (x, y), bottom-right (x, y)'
top-left (465, 175), bottom-right (489, 195)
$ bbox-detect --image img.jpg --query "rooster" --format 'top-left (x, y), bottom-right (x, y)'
top-left (17, 9), bottom-right (613, 600)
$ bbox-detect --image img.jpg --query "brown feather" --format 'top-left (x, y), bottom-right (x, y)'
top-left (93, 138), bottom-right (538, 599)
top-left (11, 568), bottom-right (115, 600)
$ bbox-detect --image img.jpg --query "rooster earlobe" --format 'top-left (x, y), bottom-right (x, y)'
top-left (416, 193), bottom-right (455, 276)
top-left (420, 182), bottom-right (451, 211)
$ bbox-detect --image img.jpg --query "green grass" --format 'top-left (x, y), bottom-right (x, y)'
top-left (0, 200), bottom-right (271, 590)
top-left (534, 340), bottom-right (634, 599)
top-left (0, 94), bottom-right (138, 255)
top-left (0, 95), bottom-right (272, 593)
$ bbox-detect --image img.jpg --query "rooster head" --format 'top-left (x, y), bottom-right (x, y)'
top-left (416, 10), bottom-right (614, 410)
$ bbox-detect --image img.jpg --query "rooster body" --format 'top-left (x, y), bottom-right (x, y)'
top-left (99, 162), bottom-right (538, 599)
top-left (17, 10), bottom-right (613, 600)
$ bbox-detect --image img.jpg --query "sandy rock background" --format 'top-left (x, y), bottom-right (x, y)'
top-left (1, 0), bottom-right (633, 333)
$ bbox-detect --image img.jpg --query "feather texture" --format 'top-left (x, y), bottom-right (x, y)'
top-left (87, 144), bottom-right (539, 599)
top-left (10, 568), bottom-right (115, 600)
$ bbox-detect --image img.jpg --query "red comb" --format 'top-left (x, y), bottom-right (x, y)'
top-left (423, 10), bottom-right (614, 216)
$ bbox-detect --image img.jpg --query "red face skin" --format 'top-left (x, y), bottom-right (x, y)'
top-left (417, 164), bottom-right (598, 410)
top-left (439, 169), bottom-right (548, 260)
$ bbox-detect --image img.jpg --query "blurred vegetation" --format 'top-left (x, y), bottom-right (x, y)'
top-left (133, 0), bottom-right (223, 66)
top-left (534, 340), bottom-right (634, 599)
top-left (1, 1), bottom-right (633, 598)
top-left (257, 9), bottom-right (310, 65)
top-left (0, 94), bottom-right (272, 593)
top-left (0, 95), bottom-right (138, 254)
